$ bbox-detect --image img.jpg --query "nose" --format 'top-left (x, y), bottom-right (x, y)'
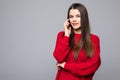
top-left (72, 17), bottom-right (77, 22)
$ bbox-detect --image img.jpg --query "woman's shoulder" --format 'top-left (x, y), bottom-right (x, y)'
top-left (90, 34), bottom-right (100, 41)
top-left (57, 31), bottom-right (64, 36)
top-left (58, 31), bottom-right (64, 34)
top-left (56, 31), bottom-right (65, 37)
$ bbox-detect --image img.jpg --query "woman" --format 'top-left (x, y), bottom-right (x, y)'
top-left (53, 3), bottom-right (101, 80)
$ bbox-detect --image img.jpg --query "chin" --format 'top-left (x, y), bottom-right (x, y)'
top-left (73, 27), bottom-right (80, 29)
top-left (73, 26), bottom-right (81, 31)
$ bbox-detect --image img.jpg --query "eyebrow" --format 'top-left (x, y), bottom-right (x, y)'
top-left (69, 14), bottom-right (80, 16)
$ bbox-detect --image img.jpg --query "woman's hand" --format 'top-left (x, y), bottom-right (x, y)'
top-left (64, 19), bottom-right (71, 37)
top-left (56, 62), bottom-right (66, 70)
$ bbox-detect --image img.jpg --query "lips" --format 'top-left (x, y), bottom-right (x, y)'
top-left (72, 23), bottom-right (78, 26)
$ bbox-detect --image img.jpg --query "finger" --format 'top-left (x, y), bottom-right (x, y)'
top-left (57, 66), bottom-right (61, 70)
top-left (65, 19), bottom-right (70, 25)
top-left (67, 19), bottom-right (70, 22)
top-left (56, 63), bottom-right (60, 67)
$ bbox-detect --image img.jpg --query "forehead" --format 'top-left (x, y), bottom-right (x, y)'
top-left (69, 9), bottom-right (80, 15)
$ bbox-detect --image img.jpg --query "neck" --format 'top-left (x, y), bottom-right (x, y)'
top-left (74, 28), bottom-right (81, 34)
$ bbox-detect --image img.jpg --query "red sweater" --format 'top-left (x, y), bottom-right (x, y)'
top-left (53, 31), bottom-right (101, 80)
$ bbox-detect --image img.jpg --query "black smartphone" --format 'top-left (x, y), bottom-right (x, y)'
top-left (68, 19), bottom-right (72, 28)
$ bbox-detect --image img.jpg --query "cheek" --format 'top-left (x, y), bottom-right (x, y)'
top-left (69, 19), bottom-right (72, 23)
top-left (78, 18), bottom-right (81, 22)
top-left (78, 19), bottom-right (81, 25)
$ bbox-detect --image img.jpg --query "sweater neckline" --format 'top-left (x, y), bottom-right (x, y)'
top-left (74, 33), bottom-right (82, 36)
top-left (74, 33), bottom-right (82, 39)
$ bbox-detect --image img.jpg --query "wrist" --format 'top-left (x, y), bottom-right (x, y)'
top-left (65, 33), bottom-right (70, 37)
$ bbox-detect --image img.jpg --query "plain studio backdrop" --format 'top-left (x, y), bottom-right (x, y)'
top-left (0, 0), bottom-right (120, 80)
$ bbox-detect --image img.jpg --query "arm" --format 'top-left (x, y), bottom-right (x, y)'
top-left (64, 57), bottom-right (101, 76)
top-left (53, 31), bottom-right (71, 62)
top-left (63, 35), bottom-right (101, 76)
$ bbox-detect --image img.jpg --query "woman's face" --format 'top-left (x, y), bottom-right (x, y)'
top-left (69, 9), bottom-right (81, 30)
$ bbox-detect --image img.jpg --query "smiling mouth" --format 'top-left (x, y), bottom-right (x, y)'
top-left (72, 23), bottom-right (78, 26)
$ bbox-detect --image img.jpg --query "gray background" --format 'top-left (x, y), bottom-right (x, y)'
top-left (0, 0), bottom-right (120, 80)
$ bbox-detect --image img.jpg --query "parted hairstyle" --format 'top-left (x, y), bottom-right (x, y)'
top-left (67, 3), bottom-right (94, 59)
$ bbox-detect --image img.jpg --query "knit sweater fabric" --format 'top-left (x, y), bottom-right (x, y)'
top-left (53, 31), bottom-right (101, 80)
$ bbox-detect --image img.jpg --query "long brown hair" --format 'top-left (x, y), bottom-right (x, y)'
top-left (67, 3), bottom-right (94, 59)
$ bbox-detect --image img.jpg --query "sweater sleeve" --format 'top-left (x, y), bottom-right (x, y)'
top-left (64, 35), bottom-right (101, 76)
top-left (53, 31), bottom-right (71, 62)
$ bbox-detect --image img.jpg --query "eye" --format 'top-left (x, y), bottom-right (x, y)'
top-left (69, 15), bottom-right (73, 18)
top-left (76, 14), bottom-right (80, 18)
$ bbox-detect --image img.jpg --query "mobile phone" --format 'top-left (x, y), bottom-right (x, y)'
top-left (68, 19), bottom-right (72, 28)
